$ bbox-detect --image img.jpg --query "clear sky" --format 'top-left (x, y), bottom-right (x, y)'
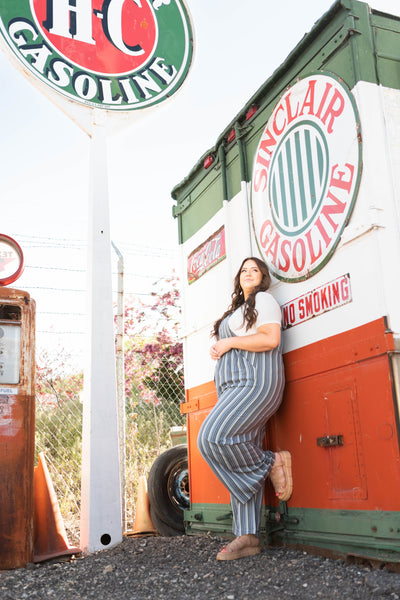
top-left (1, 0), bottom-right (398, 247)
top-left (0, 0), bottom-right (398, 361)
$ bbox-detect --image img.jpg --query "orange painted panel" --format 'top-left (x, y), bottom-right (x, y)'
top-left (184, 382), bottom-right (226, 503)
top-left (284, 317), bottom-right (394, 382)
top-left (269, 353), bottom-right (400, 510)
top-left (324, 386), bottom-right (367, 500)
top-left (186, 409), bottom-right (230, 505)
top-left (183, 381), bottom-right (217, 413)
top-left (183, 318), bottom-right (400, 512)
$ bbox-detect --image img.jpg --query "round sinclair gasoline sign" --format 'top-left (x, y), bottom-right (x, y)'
top-left (0, 0), bottom-right (193, 111)
top-left (251, 73), bottom-right (362, 282)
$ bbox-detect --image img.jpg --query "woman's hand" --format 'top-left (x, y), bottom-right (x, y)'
top-left (210, 324), bottom-right (281, 360)
top-left (210, 338), bottom-right (233, 360)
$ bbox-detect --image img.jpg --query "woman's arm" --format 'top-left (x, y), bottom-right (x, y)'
top-left (210, 323), bottom-right (281, 360)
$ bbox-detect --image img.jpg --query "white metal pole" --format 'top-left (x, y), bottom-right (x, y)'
top-left (80, 109), bottom-right (122, 553)
top-left (111, 240), bottom-right (126, 533)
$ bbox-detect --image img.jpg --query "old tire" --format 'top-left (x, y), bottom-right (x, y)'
top-left (148, 445), bottom-right (189, 536)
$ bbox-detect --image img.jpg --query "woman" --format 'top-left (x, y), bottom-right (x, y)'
top-left (197, 257), bottom-right (292, 561)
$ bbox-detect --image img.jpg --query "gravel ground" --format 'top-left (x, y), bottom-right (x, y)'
top-left (1, 535), bottom-right (400, 600)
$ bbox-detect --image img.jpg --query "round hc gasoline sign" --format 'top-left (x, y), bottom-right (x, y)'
top-left (251, 73), bottom-right (362, 282)
top-left (0, 0), bottom-right (193, 111)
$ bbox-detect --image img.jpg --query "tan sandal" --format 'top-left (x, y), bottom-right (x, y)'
top-left (217, 546), bottom-right (261, 560)
top-left (216, 545), bottom-right (261, 561)
top-left (216, 535), bottom-right (261, 561)
top-left (269, 451), bottom-right (293, 502)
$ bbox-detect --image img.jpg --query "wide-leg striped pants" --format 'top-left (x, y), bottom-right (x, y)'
top-left (197, 318), bottom-right (285, 537)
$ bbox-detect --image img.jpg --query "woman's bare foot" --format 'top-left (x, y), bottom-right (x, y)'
top-left (216, 534), bottom-right (260, 561)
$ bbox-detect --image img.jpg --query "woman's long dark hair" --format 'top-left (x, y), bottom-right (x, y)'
top-left (212, 257), bottom-right (271, 338)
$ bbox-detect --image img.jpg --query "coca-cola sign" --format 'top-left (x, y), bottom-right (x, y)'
top-left (187, 227), bottom-right (226, 284)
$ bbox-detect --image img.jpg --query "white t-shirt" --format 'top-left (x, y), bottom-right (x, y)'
top-left (228, 291), bottom-right (282, 336)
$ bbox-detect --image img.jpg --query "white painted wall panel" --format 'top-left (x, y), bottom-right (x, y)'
top-left (180, 82), bottom-right (400, 389)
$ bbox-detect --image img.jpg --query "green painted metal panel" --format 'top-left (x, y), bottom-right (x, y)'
top-left (275, 507), bottom-right (400, 563)
top-left (185, 503), bottom-right (233, 537)
top-left (343, 3), bottom-right (379, 85)
top-left (172, 161), bottom-right (224, 243)
top-left (372, 12), bottom-right (400, 89)
top-left (185, 503), bottom-right (400, 563)
top-left (225, 148), bottom-right (241, 201)
top-left (172, 0), bottom-right (400, 245)
top-left (179, 176), bottom-right (223, 243)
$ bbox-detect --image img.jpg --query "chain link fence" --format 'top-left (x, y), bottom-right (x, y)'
top-left (35, 354), bottom-right (83, 545)
top-left (35, 277), bottom-right (185, 546)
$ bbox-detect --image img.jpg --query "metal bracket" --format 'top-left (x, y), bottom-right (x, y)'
top-left (317, 435), bottom-right (344, 447)
top-left (216, 512), bottom-right (233, 521)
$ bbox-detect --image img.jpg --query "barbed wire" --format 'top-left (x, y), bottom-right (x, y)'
top-left (13, 233), bottom-right (180, 342)
top-left (23, 285), bottom-right (161, 297)
top-left (13, 233), bottom-right (178, 259)
top-left (26, 264), bottom-right (163, 280)
top-left (11, 233), bottom-right (177, 344)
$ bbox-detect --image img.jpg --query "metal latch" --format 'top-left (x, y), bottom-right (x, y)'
top-left (317, 435), bottom-right (344, 447)
top-left (216, 512), bottom-right (233, 521)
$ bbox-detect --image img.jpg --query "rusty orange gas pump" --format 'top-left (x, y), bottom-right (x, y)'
top-left (0, 235), bottom-right (36, 569)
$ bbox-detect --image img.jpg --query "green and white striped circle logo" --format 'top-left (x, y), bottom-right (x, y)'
top-left (270, 121), bottom-right (329, 235)
top-left (251, 73), bottom-right (362, 282)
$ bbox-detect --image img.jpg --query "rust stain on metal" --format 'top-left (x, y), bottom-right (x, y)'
top-left (0, 288), bottom-right (36, 570)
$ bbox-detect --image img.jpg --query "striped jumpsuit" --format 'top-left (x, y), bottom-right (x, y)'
top-left (197, 305), bottom-right (285, 537)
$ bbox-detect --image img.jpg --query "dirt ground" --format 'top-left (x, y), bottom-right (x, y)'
top-left (1, 535), bottom-right (400, 600)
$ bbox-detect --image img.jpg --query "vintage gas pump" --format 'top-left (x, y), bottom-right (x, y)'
top-left (0, 235), bottom-right (36, 569)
